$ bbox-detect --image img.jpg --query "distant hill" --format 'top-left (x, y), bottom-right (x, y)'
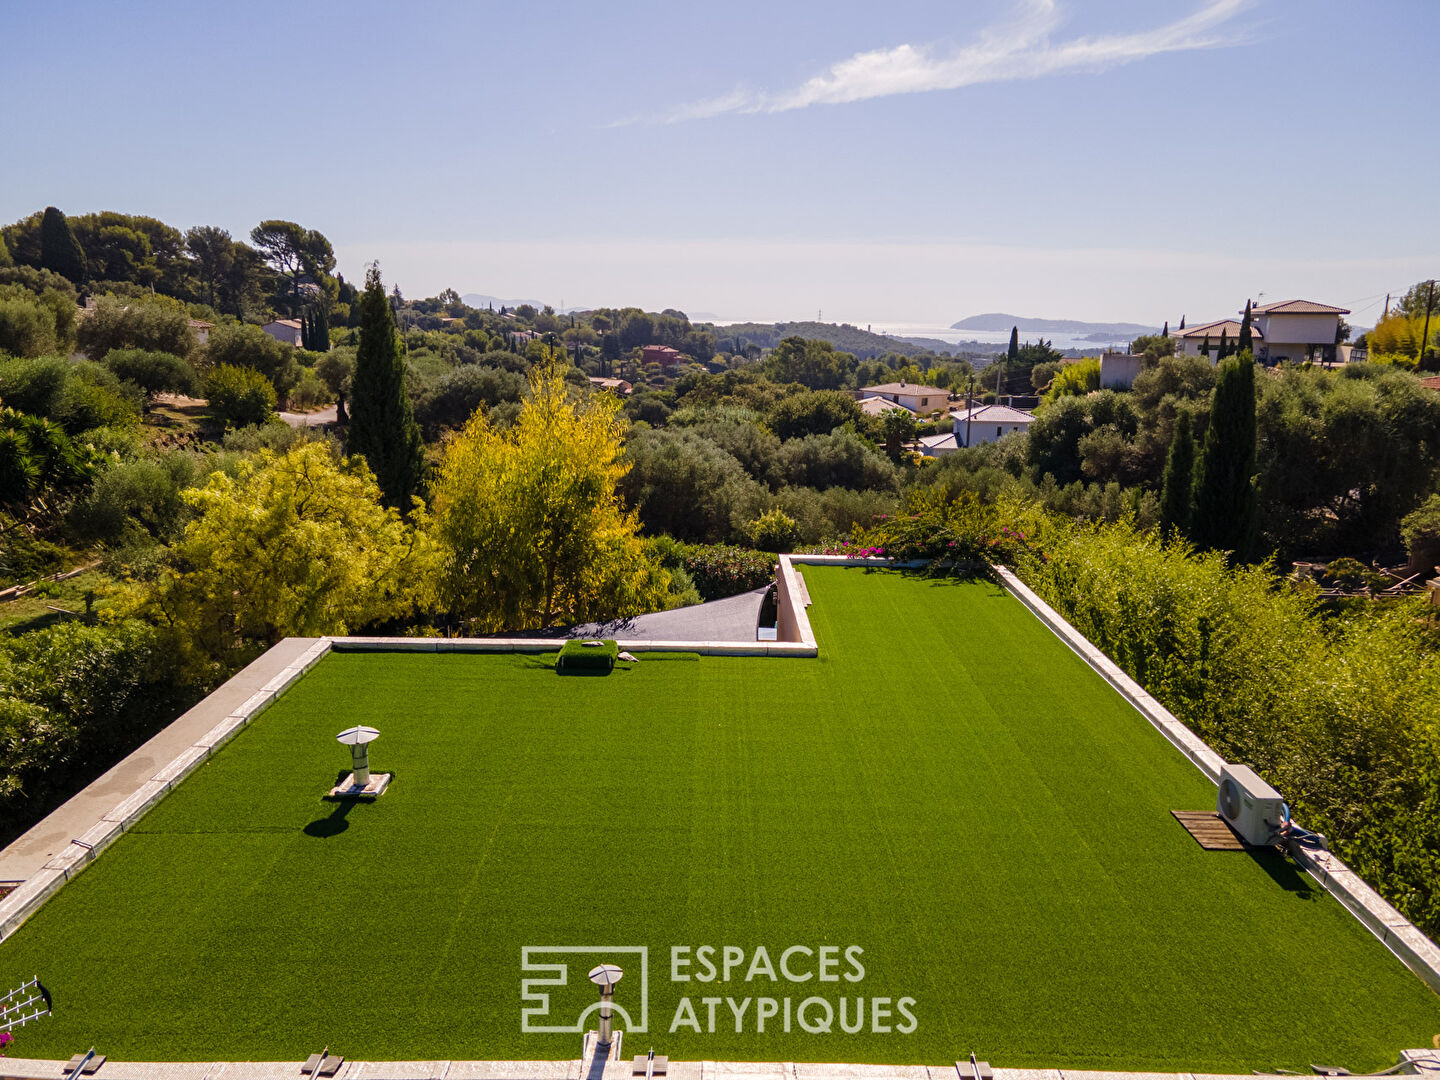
top-left (461, 293), bottom-right (588, 314)
top-left (952, 312), bottom-right (1159, 337)
top-left (705, 321), bottom-right (985, 360)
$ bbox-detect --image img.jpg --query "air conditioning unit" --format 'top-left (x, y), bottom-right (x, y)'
top-left (1216, 764), bottom-right (1285, 846)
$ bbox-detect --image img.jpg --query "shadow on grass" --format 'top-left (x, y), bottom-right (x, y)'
top-left (1253, 849), bottom-right (1317, 898)
top-left (303, 770), bottom-right (391, 838)
top-left (304, 800), bottom-right (356, 839)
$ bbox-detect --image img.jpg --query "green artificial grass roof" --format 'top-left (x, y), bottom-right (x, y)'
top-left (2, 566), bottom-right (1438, 1071)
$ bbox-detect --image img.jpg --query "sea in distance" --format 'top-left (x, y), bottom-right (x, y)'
top-left (711, 320), bottom-right (1135, 353)
top-left (866, 322), bottom-right (1137, 353)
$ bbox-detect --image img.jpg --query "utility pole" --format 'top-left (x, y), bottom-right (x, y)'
top-left (965, 374), bottom-right (974, 448)
top-left (1421, 280), bottom-right (1436, 368)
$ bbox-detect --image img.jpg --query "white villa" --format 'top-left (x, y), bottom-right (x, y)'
top-left (1249, 299), bottom-right (1350, 365)
top-left (857, 381), bottom-right (949, 414)
top-left (951, 403), bottom-right (1036, 447)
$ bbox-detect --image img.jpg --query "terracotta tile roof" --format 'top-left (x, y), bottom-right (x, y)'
top-left (1249, 299), bottom-right (1350, 315)
top-left (859, 382), bottom-right (948, 396)
top-left (1420, 375), bottom-right (1440, 392)
top-left (1175, 319), bottom-right (1263, 340)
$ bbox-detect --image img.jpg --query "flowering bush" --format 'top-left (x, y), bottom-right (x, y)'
top-left (0, 1030), bottom-right (13, 1053)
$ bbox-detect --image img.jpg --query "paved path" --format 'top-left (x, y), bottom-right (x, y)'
top-left (0, 639), bottom-right (319, 885)
top-left (279, 404), bottom-right (338, 428)
top-left (566, 586), bottom-right (769, 642)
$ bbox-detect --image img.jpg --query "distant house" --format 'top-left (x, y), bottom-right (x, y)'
top-left (857, 381), bottom-right (949, 414)
top-left (188, 319), bottom-right (213, 346)
top-left (1099, 351), bottom-right (1143, 389)
top-left (856, 395), bottom-right (916, 418)
top-left (1174, 319), bottom-right (1262, 362)
top-left (917, 432), bottom-right (961, 457)
top-left (1248, 299), bottom-right (1350, 365)
top-left (642, 344), bottom-right (683, 368)
top-left (261, 318), bottom-right (303, 347)
top-left (588, 376), bottom-right (632, 396)
top-left (1420, 375), bottom-right (1440, 393)
top-left (950, 403), bottom-right (1036, 447)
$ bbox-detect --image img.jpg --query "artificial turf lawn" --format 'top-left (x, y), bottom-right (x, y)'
top-left (2, 567), bottom-right (1439, 1070)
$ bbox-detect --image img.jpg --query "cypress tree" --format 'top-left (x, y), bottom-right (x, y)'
top-left (317, 304), bottom-right (330, 351)
top-left (1218, 328), bottom-right (1228, 360)
top-left (1007, 326), bottom-right (1019, 362)
top-left (1179, 315), bottom-right (1185, 330)
top-left (1238, 299), bottom-right (1253, 355)
top-left (1202, 333), bottom-right (1211, 358)
top-left (1162, 321), bottom-right (1169, 338)
top-left (300, 308), bottom-right (312, 350)
top-left (1191, 355), bottom-right (1257, 561)
top-left (39, 206), bottom-right (86, 284)
top-left (1159, 409), bottom-right (1195, 539)
top-left (347, 265), bottom-right (424, 510)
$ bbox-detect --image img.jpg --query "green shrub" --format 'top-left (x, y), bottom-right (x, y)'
top-left (0, 619), bottom-right (193, 843)
top-left (76, 295), bottom-right (196, 360)
top-left (103, 348), bottom-right (198, 400)
top-left (206, 364), bottom-right (277, 427)
top-left (1401, 494), bottom-right (1440, 574)
top-left (744, 508), bottom-right (801, 553)
top-left (204, 322), bottom-right (299, 401)
top-left (556, 638), bottom-right (618, 673)
top-left (837, 487), bottom-right (1035, 565)
top-left (0, 356), bottom-right (141, 433)
top-left (288, 367), bottom-right (331, 411)
top-left (677, 542), bottom-right (775, 600)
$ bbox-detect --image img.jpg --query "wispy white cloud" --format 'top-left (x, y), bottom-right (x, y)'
top-left (630, 0), bottom-right (1257, 125)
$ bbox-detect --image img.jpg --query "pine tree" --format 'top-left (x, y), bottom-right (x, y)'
top-left (1238, 299), bottom-right (1253, 355)
top-left (347, 265), bottom-right (424, 510)
top-left (0, 232), bottom-right (12, 268)
top-left (1007, 326), bottom-right (1019, 362)
top-left (1159, 409), bottom-right (1195, 539)
top-left (39, 206), bottom-right (86, 284)
top-left (1191, 355), bottom-right (1257, 561)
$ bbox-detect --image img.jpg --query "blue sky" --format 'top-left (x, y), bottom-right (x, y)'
top-left (2, 0), bottom-right (1436, 327)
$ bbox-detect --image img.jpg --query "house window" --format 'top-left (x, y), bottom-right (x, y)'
top-left (996, 426), bottom-right (1003, 438)
top-left (920, 398), bottom-right (928, 407)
